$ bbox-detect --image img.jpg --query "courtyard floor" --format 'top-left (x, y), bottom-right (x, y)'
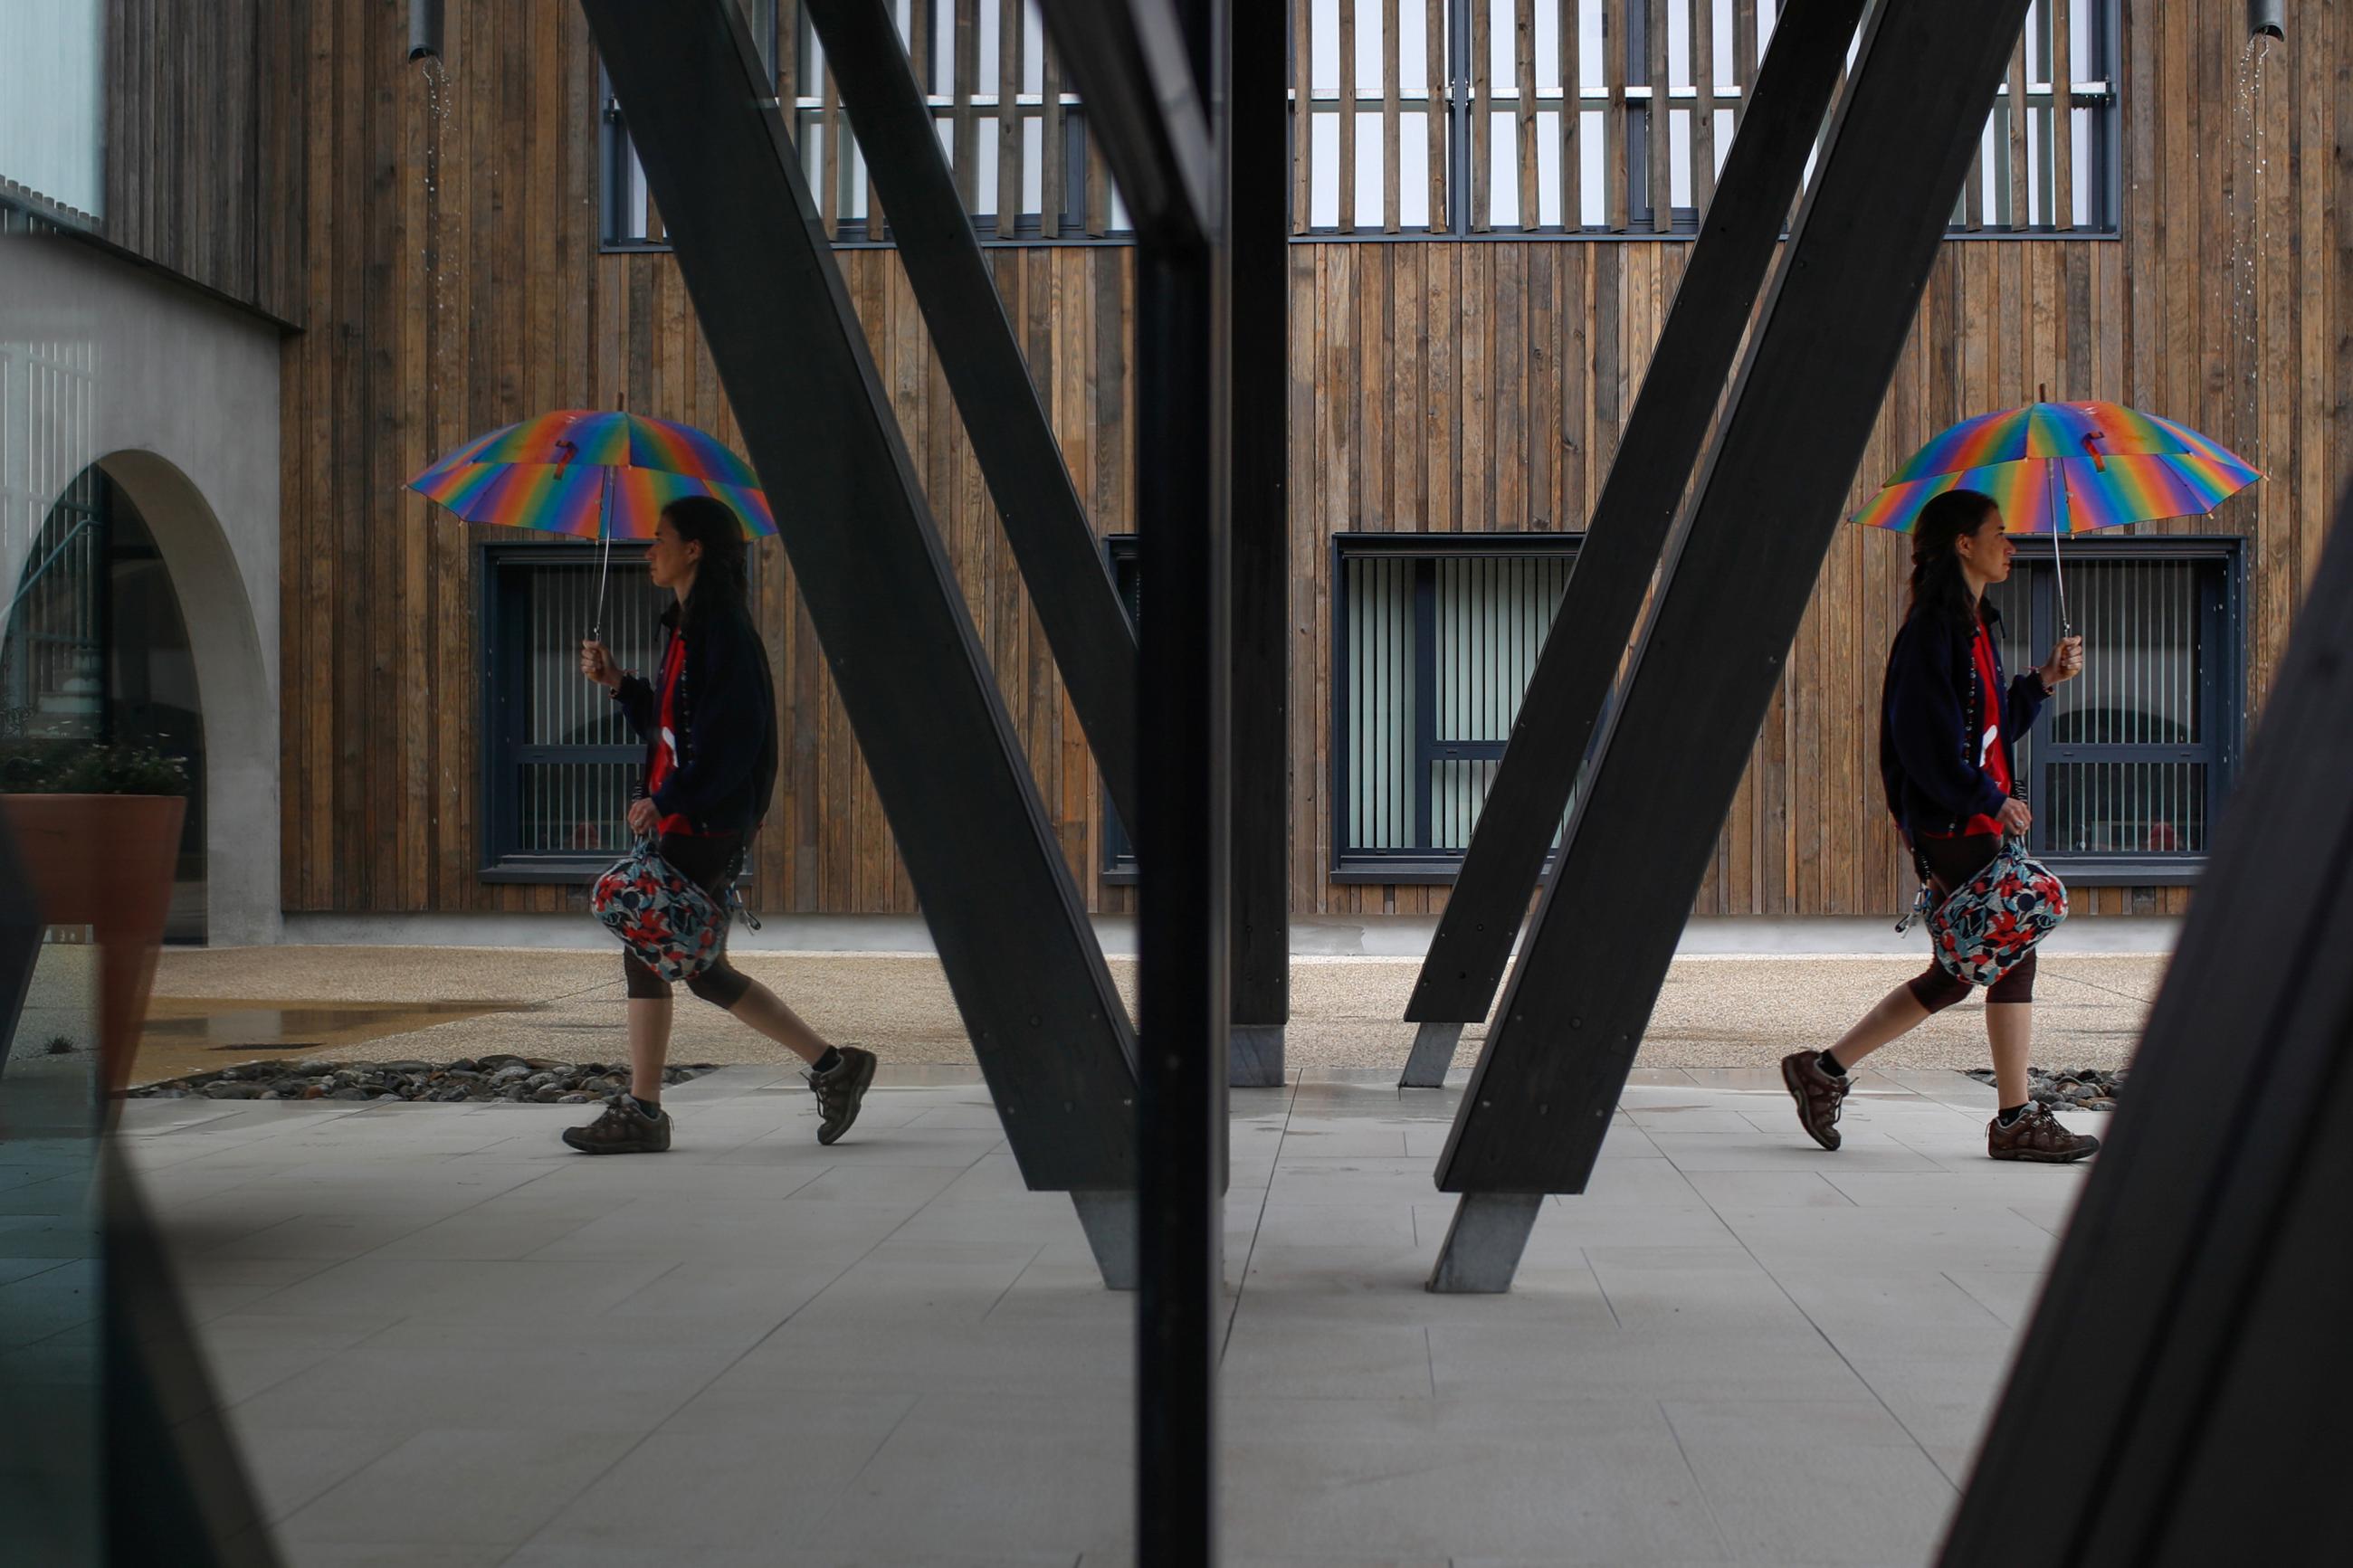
top-left (83, 1060), bottom-right (2098, 1565)
top-left (125, 945), bottom-right (2166, 1083)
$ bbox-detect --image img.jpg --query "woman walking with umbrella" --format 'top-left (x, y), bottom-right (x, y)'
top-left (567, 495), bottom-right (877, 1154)
top-left (1780, 489), bottom-right (2097, 1162)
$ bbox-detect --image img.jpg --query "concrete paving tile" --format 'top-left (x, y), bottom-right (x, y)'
top-left (1710, 1203), bottom-right (2059, 1270)
top-left (786, 1161), bottom-right (970, 1205)
top-left (0, 1259), bottom-right (98, 1349)
top-left (1821, 1168), bottom-right (2094, 1209)
top-left (275, 1544), bottom-right (513, 1566)
top-left (653, 1385), bottom-right (918, 1438)
top-left (1767, 1269), bottom-right (2013, 1354)
top-left (1940, 1268), bottom-right (2047, 1329)
top-left (196, 1212), bottom-right (443, 1262)
top-left (716, 1317), bottom-right (1133, 1397)
top-left (1509, 1202), bottom-right (1743, 1252)
top-left (230, 1338), bottom-right (743, 1433)
top-left (1220, 1313), bottom-right (1434, 1398)
top-left (1219, 1395), bottom-right (1728, 1563)
top-left (518, 1412), bottom-right (913, 1551)
top-left (796, 1392), bottom-right (1131, 1560)
top-left (224, 1424), bottom-right (414, 1525)
top-left (1580, 1248), bottom-right (1815, 1334)
top-left (1646, 1133), bottom-right (1947, 1174)
top-left (787, 1240), bottom-right (1049, 1329)
top-left (529, 1198), bottom-right (917, 1262)
top-left (602, 1259), bottom-right (853, 1323)
top-left (1661, 1399), bottom-right (1957, 1565)
top-left (275, 1428), bottom-right (641, 1548)
top-left (1251, 1202), bottom-right (1418, 1250)
top-left (235, 1256), bottom-right (678, 1325)
top-left (1429, 1321), bottom-right (1870, 1403)
top-left (1624, 1107), bottom-right (1773, 1136)
top-left (362, 1209), bottom-right (602, 1261)
top-left (1680, 1170), bottom-right (1856, 1209)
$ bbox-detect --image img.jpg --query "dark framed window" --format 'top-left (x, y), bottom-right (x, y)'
top-left (479, 543), bottom-right (667, 880)
top-left (600, 1), bottom-right (1128, 251)
top-left (1990, 537), bottom-right (2243, 884)
top-left (1291, 0), bottom-right (2120, 237)
top-left (1331, 532), bottom-right (1579, 879)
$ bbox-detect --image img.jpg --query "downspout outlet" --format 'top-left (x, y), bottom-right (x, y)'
top-left (408, 0), bottom-right (445, 62)
top-left (2248, 0), bottom-right (2285, 42)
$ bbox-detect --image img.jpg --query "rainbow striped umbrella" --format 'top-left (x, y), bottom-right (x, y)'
top-left (407, 410), bottom-right (776, 635)
top-left (1851, 400), bottom-right (2259, 629)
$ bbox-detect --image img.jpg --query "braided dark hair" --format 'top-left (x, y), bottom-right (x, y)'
top-left (662, 495), bottom-right (750, 632)
top-left (1906, 489), bottom-right (1998, 632)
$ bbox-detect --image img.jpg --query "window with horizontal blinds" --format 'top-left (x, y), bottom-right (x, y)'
top-left (1988, 541), bottom-right (2240, 879)
top-left (481, 546), bottom-right (669, 879)
top-left (1336, 536), bottom-right (1577, 875)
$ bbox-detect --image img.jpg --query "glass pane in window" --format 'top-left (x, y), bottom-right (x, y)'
top-left (2043, 561), bottom-right (2202, 746)
top-left (515, 561), bottom-right (664, 854)
top-left (1346, 556), bottom-right (1415, 850)
top-left (2047, 761), bottom-right (2207, 855)
top-left (1434, 555), bottom-right (1569, 744)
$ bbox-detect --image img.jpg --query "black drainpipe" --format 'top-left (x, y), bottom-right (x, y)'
top-left (2248, 0), bottom-right (2284, 41)
top-left (408, 0), bottom-right (444, 62)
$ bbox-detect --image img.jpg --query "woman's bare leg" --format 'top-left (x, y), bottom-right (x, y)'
top-left (1824, 984), bottom-right (1934, 1071)
top-left (1986, 1003), bottom-right (2033, 1108)
top-left (628, 998), bottom-right (673, 1101)
top-left (727, 981), bottom-right (833, 1067)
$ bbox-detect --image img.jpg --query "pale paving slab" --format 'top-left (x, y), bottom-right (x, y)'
top-left (104, 1066), bottom-right (2105, 1565)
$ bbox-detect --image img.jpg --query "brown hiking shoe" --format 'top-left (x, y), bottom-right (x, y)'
top-left (1780, 1050), bottom-right (1851, 1151)
top-left (1988, 1101), bottom-right (2100, 1163)
top-left (561, 1095), bottom-right (672, 1155)
top-left (807, 1046), bottom-right (878, 1145)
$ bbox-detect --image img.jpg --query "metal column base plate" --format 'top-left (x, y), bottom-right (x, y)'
top-left (1399, 1022), bottom-right (1464, 1088)
top-left (1426, 1191), bottom-right (1545, 1294)
top-left (1230, 1024), bottom-right (1286, 1088)
top-left (1071, 1191), bottom-right (1138, 1291)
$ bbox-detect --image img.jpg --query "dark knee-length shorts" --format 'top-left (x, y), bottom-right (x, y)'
top-left (620, 831), bottom-right (752, 1009)
top-left (1907, 832), bottom-right (2037, 1012)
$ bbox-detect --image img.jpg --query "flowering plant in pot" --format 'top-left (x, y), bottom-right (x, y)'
top-left (1, 741), bottom-right (190, 1099)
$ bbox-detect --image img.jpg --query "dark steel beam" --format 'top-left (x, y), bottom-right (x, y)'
top-left (1224, 0), bottom-right (1289, 1086)
top-left (1034, 0), bottom-right (1215, 252)
top-left (1941, 489), bottom-right (2353, 1567)
top-left (799, 0), bottom-right (1141, 833)
top-left (1399, 0), bottom-right (1869, 1089)
top-left (1430, 0), bottom-right (2035, 1287)
top-left (577, 1), bottom-right (1138, 1230)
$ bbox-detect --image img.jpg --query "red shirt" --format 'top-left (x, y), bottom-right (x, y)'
top-left (642, 635), bottom-right (702, 837)
top-left (1928, 621), bottom-right (2012, 839)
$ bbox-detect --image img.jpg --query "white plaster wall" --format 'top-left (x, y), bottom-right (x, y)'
top-left (0, 232), bottom-right (283, 945)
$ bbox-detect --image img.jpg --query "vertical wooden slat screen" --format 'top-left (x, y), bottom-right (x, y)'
top-left (1605, 0), bottom-right (1628, 230)
top-left (1085, 137), bottom-right (1109, 236)
top-left (1294, 0), bottom-right (1313, 234)
top-left (1559, 0), bottom-right (1580, 229)
top-left (1041, 33), bottom-right (1063, 238)
top-left (1471, 0), bottom-right (1491, 230)
top-left (1426, 0), bottom-right (1447, 229)
top-left (1645, 0), bottom-right (1669, 232)
top-left (953, 0), bottom-right (978, 210)
top-left (2007, 33), bottom-right (2030, 226)
top-left (996, 0), bottom-right (1021, 236)
top-left (1384, 0), bottom-right (1403, 232)
top-left (2053, 0), bottom-right (2074, 230)
top-left (779, 0), bottom-right (799, 102)
top-left (1690, 0), bottom-right (1714, 213)
top-left (1514, 0), bottom-right (1538, 228)
top-left (1338, 0), bottom-right (1358, 230)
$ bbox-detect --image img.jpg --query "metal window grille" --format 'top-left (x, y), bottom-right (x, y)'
top-left (481, 546), bottom-right (668, 877)
top-left (1334, 536), bottom-right (1577, 873)
top-left (0, 468), bottom-right (109, 742)
top-left (601, 0), bottom-right (1127, 251)
top-left (1291, 0), bottom-right (2121, 237)
top-left (1990, 541), bottom-right (2240, 879)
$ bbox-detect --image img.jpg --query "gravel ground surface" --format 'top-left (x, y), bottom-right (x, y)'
top-left (132, 945), bottom-right (2162, 1085)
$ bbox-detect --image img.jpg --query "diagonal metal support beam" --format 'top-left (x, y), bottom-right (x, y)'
top-left (1428, 0), bottom-right (2034, 1290)
top-left (1034, 0), bottom-right (1215, 252)
top-left (1941, 490), bottom-right (2353, 1565)
top-left (579, 0), bottom-right (1138, 1261)
top-left (1398, 0), bottom-right (1867, 1088)
top-left (800, 0), bottom-right (1140, 832)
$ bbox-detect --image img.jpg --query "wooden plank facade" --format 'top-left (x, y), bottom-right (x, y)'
top-left (253, 0), bottom-right (2346, 923)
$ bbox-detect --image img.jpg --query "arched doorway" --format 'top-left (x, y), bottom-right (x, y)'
top-left (1, 462), bottom-right (208, 941)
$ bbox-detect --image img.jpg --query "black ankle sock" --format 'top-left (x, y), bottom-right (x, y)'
top-left (629, 1094), bottom-right (662, 1118)
top-left (1997, 1102), bottom-right (2028, 1126)
top-left (812, 1047), bottom-right (843, 1076)
top-left (1816, 1050), bottom-right (1847, 1078)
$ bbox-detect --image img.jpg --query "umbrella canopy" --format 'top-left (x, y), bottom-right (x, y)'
top-left (1851, 400), bottom-right (2260, 631)
top-left (407, 410), bottom-right (777, 539)
top-left (1851, 401), bottom-right (2258, 537)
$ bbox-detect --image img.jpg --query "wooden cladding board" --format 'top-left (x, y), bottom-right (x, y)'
top-left (99, 0), bottom-right (302, 322)
top-left (279, 0), bottom-right (2348, 922)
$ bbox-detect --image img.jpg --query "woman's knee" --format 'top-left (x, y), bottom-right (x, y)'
top-left (1906, 966), bottom-right (1970, 1015)
top-left (686, 964), bottom-right (751, 1011)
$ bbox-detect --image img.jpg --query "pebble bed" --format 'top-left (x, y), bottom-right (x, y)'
top-left (129, 1056), bottom-right (722, 1104)
top-left (1964, 1064), bottom-right (2126, 1111)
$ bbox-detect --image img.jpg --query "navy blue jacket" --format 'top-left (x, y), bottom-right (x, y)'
top-left (1879, 599), bottom-right (2047, 845)
top-left (613, 599), bottom-right (779, 839)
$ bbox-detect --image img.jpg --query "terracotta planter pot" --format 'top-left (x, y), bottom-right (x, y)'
top-left (2, 794), bottom-right (186, 1098)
